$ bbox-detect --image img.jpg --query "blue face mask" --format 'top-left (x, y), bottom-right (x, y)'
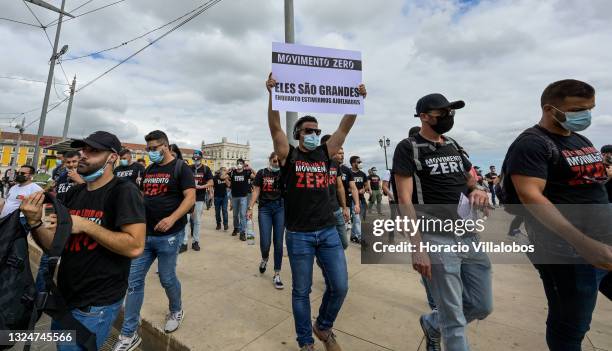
top-left (303, 133), bottom-right (320, 151)
top-left (81, 156), bottom-right (111, 182)
top-left (148, 150), bottom-right (163, 163)
top-left (270, 166), bottom-right (280, 172)
top-left (56, 160), bottom-right (62, 166)
top-left (552, 106), bottom-right (592, 132)
top-left (120, 159), bottom-right (128, 167)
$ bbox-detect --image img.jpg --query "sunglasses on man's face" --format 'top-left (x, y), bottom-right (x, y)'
top-left (427, 109), bottom-right (456, 118)
top-left (17, 172), bottom-right (30, 176)
top-left (301, 128), bottom-right (322, 136)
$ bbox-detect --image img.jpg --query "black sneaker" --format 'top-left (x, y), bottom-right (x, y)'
top-left (192, 242), bottom-right (200, 251)
top-left (223, 224), bottom-right (229, 231)
top-left (232, 229), bottom-right (238, 236)
top-left (239, 232), bottom-right (246, 241)
top-left (259, 260), bottom-right (267, 274)
top-left (179, 244), bottom-right (188, 253)
top-left (216, 224), bottom-right (221, 230)
top-left (419, 315), bottom-right (441, 351)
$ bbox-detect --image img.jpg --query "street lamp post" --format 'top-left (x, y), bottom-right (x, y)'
top-left (379, 136), bottom-right (391, 170)
top-left (32, 0), bottom-right (72, 169)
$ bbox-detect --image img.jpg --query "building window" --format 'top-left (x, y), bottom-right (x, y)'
top-left (26, 157), bottom-right (33, 165)
top-left (28, 147), bottom-right (35, 153)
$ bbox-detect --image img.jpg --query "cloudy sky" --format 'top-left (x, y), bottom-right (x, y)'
top-left (1, 0), bottom-right (611, 170)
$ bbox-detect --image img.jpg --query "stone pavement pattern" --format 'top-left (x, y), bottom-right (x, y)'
top-left (132, 206), bottom-right (612, 351)
top-left (20, 205), bottom-right (612, 351)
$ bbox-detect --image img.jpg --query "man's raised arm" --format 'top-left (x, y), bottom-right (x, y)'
top-left (327, 84), bottom-right (367, 157)
top-left (266, 73), bottom-right (289, 162)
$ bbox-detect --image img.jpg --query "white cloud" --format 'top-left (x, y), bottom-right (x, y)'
top-left (0, 0), bottom-right (611, 170)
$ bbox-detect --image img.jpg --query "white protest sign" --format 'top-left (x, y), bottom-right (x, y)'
top-left (271, 42), bottom-right (363, 115)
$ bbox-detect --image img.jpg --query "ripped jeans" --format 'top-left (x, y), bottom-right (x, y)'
top-left (120, 231), bottom-right (183, 337)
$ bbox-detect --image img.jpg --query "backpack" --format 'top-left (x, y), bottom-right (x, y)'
top-left (0, 210), bottom-right (35, 350)
top-left (405, 135), bottom-right (469, 204)
top-left (0, 193), bottom-right (97, 351)
top-left (497, 126), bottom-right (561, 214)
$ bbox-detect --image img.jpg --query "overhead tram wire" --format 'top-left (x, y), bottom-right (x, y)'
top-left (76, 0), bottom-right (223, 93)
top-left (45, 0), bottom-right (128, 28)
top-left (64, 0), bottom-right (223, 62)
top-left (0, 17), bottom-right (41, 28)
top-left (0, 76), bottom-right (69, 85)
top-left (21, 0), bottom-right (71, 85)
top-left (7, 0), bottom-right (222, 130)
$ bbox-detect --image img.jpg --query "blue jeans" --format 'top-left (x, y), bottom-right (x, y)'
top-left (258, 200), bottom-right (285, 272)
top-left (121, 231), bottom-right (183, 337)
top-left (333, 208), bottom-right (348, 250)
top-left (534, 263), bottom-right (607, 351)
top-left (214, 195), bottom-right (228, 225)
top-left (185, 201), bottom-right (204, 244)
top-left (232, 196), bottom-right (247, 233)
top-left (488, 183), bottom-right (497, 205)
top-left (350, 199), bottom-right (365, 239)
top-left (286, 226), bottom-right (349, 347)
top-left (35, 253), bottom-right (49, 292)
top-left (421, 234), bottom-right (493, 351)
top-left (51, 299), bottom-right (122, 350)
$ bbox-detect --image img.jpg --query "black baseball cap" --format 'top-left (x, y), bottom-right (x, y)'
top-left (71, 131), bottom-right (121, 153)
top-left (601, 145), bottom-right (612, 154)
top-left (414, 93), bottom-right (465, 117)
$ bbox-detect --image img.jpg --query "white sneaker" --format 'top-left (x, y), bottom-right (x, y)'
top-left (164, 309), bottom-right (184, 333)
top-left (112, 333), bottom-right (141, 351)
top-left (273, 274), bottom-right (284, 290)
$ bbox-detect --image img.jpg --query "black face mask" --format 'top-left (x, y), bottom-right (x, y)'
top-left (15, 174), bottom-right (27, 183)
top-left (430, 115), bottom-right (455, 135)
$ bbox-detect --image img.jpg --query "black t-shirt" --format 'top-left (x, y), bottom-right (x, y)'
top-left (229, 169), bottom-right (252, 197)
top-left (606, 180), bottom-right (612, 203)
top-left (351, 170), bottom-right (368, 200)
top-left (281, 145), bottom-right (336, 232)
top-left (55, 171), bottom-right (76, 204)
top-left (59, 177), bottom-right (145, 308)
top-left (213, 175), bottom-right (228, 198)
top-left (51, 166), bottom-right (64, 182)
top-left (368, 174), bottom-right (381, 191)
top-left (142, 159), bottom-right (195, 236)
top-left (506, 126), bottom-right (608, 204)
top-left (191, 165), bottom-right (213, 202)
top-left (392, 134), bottom-right (472, 206)
top-left (340, 165), bottom-right (354, 204)
top-left (505, 126), bottom-right (611, 256)
top-left (254, 168), bottom-right (282, 205)
top-left (328, 161), bottom-right (340, 210)
top-left (114, 162), bottom-right (145, 186)
top-left (484, 172), bottom-right (498, 185)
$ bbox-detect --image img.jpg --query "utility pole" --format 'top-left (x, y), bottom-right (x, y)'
top-left (62, 75), bottom-right (76, 139)
top-left (33, 0), bottom-right (68, 169)
top-left (379, 136), bottom-right (391, 170)
top-left (284, 0), bottom-right (298, 146)
top-left (11, 118), bottom-right (26, 173)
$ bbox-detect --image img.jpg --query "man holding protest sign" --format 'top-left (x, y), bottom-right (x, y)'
top-left (266, 69), bottom-right (366, 351)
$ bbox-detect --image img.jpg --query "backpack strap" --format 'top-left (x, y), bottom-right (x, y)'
top-left (521, 125), bottom-right (561, 165)
top-left (174, 159), bottom-right (184, 180)
top-left (29, 193), bottom-right (97, 351)
top-left (406, 137), bottom-right (426, 204)
top-left (444, 135), bottom-right (470, 159)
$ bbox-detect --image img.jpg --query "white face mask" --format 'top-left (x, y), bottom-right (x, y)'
top-left (357, 163), bottom-right (363, 170)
